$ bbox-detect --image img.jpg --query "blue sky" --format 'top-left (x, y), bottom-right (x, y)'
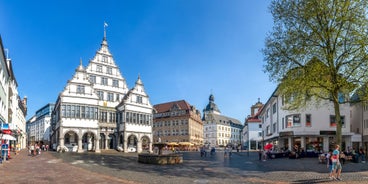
top-left (0, 0), bottom-right (276, 122)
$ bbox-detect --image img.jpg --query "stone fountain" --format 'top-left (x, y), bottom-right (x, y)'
top-left (138, 142), bottom-right (183, 165)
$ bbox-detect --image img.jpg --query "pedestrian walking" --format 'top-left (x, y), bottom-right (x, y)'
top-left (359, 148), bottom-right (366, 163)
top-left (27, 145), bottom-right (31, 156)
top-left (332, 145), bottom-right (342, 181)
top-left (210, 147), bottom-right (215, 156)
top-left (30, 144), bottom-right (35, 156)
top-left (200, 146), bottom-right (205, 157)
top-left (35, 143), bottom-right (39, 156)
top-left (258, 149), bottom-right (262, 161)
top-left (326, 150), bottom-right (334, 180)
top-left (263, 150), bottom-right (268, 161)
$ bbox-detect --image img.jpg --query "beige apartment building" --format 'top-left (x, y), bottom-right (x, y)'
top-left (153, 100), bottom-right (203, 150)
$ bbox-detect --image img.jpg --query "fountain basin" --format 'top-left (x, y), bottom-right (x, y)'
top-left (138, 153), bottom-right (183, 165)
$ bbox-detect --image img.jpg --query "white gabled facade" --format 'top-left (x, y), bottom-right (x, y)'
top-left (51, 60), bottom-right (101, 152)
top-left (50, 29), bottom-right (152, 153)
top-left (84, 37), bottom-right (129, 150)
top-left (260, 88), bottom-right (353, 154)
top-left (116, 76), bottom-right (153, 153)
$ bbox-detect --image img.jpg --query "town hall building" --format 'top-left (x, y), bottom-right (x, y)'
top-left (50, 28), bottom-right (153, 153)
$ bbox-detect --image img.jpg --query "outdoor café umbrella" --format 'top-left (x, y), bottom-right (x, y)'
top-left (167, 142), bottom-right (178, 146)
top-left (264, 143), bottom-right (273, 150)
top-left (178, 142), bottom-right (192, 146)
top-left (1, 134), bottom-right (16, 140)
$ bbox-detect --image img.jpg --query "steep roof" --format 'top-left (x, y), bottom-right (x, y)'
top-left (246, 104), bottom-right (263, 123)
top-left (117, 75), bottom-right (151, 108)
top-left (206, 113), bottom-right (243, 127)
top-left (203, 94), bottom-right (221, 114)
top-left (154, 100), bottom-right (191, 113)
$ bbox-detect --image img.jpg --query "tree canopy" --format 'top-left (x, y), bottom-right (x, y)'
top-left (262, 0), bottom-right (368, 146)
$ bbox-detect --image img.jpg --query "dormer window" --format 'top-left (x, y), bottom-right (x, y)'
top-left (97, 91), bottom-right (104, 100)
top-left (77, 85), bottom-right (85, 94)
top-left (112, 79), bottom-right (119, 87)
top-left (107, 67), bottom-right (112, 74)
top-left (89, 75), bottom-right (96, 84)
top-left (107, 93), bottom-right (113, 101)
top-left (96, 65), bottom-right (103, 73)
top-left (101, 77), bottom-right (108, 85)
top-left (136, 96), bottom-right (143, 104)
top-left (102, 56), bottom-right (108, 63)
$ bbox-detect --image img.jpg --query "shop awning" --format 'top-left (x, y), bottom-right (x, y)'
top-left (2, 129), bottom-right (12, 134)
top-left (167, 142), bottom-right (178, 146)
top-left (179, 142), bottom-right (194, 146)
top-left (1, 134), bottom-right (16, 140)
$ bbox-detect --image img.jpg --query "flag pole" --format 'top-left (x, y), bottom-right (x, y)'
top-left (104, 22), bottom-right (108, 40)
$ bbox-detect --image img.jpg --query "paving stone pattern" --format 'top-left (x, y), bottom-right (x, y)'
top-left (1, 150), bottom-right (368, 184)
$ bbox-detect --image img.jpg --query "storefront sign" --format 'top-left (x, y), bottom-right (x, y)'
top-left (320, 131), bottom-right (336, 135)
top-left (279, 131), bottom-right (293, 137)
top-left (1, 123), bottom-right (9, 129)
top-left (2, 129), bottom-right (11, 134)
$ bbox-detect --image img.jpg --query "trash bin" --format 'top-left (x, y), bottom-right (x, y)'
top-left (1, 144), bottom-right (8, 161)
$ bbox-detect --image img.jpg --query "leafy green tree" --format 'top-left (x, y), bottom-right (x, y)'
top-left (262, 0), bottom-right (368, 147)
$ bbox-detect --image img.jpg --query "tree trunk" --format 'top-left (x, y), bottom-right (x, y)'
top-left (332, 93), bottom-right (342, 148)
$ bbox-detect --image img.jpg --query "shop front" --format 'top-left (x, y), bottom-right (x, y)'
top-left (305, 137), bottom-right (323, 152)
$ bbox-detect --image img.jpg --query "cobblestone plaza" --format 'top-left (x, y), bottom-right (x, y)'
top-left (1, 150), bottom-right (368, 184)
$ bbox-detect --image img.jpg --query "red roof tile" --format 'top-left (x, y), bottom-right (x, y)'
top-left (153, 100), bottom-right (191, 113)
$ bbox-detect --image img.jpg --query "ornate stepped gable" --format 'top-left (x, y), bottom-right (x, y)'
top-left (60, 59), bottom-right (99, 101)
top-left (120, 75), bottom-right (151, 106)
top-left (85, 37), bottom-right (128, 106)
top-left (51, 27), bottom-right (155, 153)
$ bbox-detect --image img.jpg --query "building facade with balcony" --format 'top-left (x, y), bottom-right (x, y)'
top-left (202, 94), bottom-right (243, 148)
top-left (153, 100), bottom-right (203, 149)
top-left (260, 87), bottom-right (354, 154)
